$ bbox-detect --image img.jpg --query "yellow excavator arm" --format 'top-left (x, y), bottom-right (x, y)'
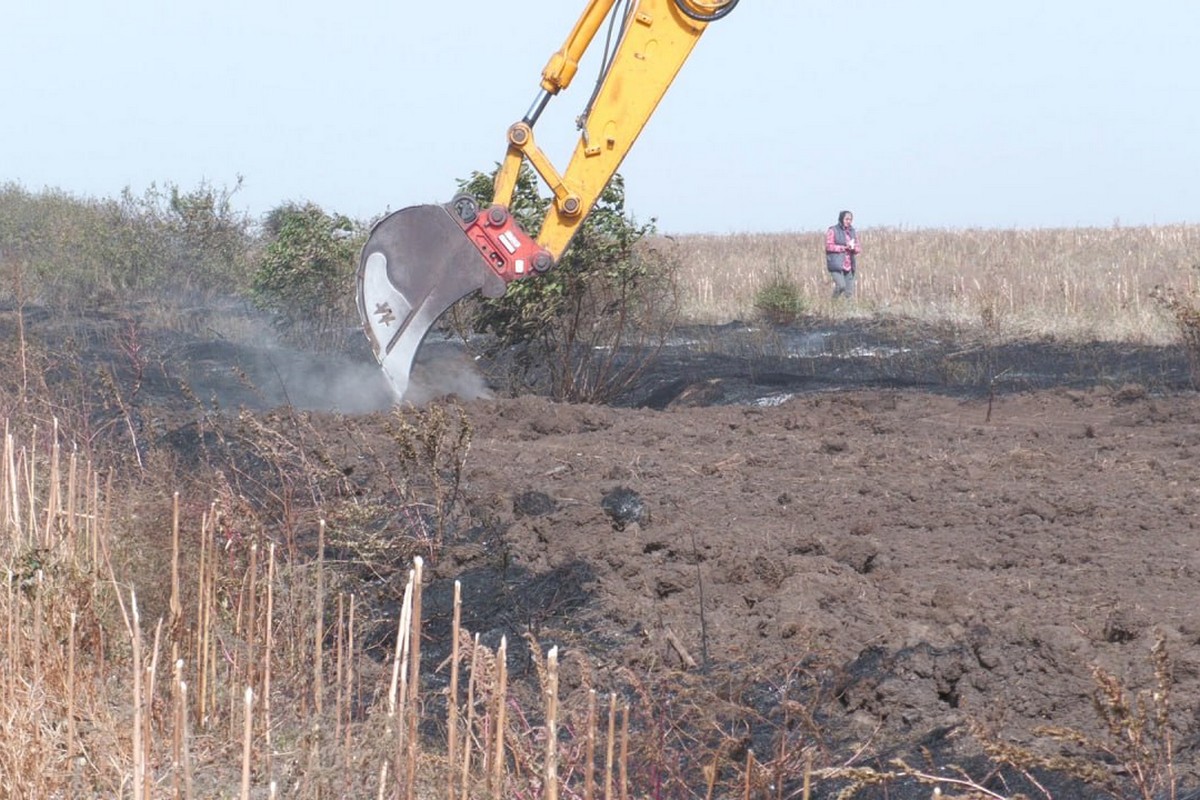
top-left (356, 0), bottom-right (738, 399)
top-left (495, 0), bottom-right (726, 259)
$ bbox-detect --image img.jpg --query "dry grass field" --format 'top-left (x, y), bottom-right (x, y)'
top-left (663, 224), bottom-right (1200, 344)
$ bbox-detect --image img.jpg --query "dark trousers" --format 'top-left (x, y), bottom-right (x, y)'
top-left (830, 269), bottom-right (856, 299)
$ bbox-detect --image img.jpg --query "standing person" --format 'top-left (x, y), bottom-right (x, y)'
top-left (825, 210), bottom-right (859, 299)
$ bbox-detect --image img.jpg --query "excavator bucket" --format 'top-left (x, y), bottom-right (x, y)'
top-left (356, 198), bottom-right (554, 400)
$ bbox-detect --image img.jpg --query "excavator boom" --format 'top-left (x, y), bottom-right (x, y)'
top-left (357, 0), bottom-right (737, 400)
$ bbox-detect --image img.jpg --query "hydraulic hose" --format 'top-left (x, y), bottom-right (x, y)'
top-left (673, 0), bottom-right (738, 22)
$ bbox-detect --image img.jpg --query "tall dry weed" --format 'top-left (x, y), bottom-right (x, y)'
top-left (1150, 266), bottom-right (1200, 386)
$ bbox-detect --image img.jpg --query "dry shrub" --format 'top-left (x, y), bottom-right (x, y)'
top-left (1151, 271), bottom-right (1200, 386)
top-left (969, 632), bottom-right (1188, 800)
top-left (384, 403), bottom-right (473, 548)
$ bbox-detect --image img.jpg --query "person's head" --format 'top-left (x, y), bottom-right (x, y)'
top-left (838, 210), bottom-right (854, 228)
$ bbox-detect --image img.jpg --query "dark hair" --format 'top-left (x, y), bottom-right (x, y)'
top-left (838, 210), bottom-right (854, 226)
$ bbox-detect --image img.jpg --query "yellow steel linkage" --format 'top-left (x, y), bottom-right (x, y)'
top-left (493, 0), bottom-right (721, 260)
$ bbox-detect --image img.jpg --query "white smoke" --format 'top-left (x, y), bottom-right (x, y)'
top-left (172, 302), bottom-right (493, 413)
top-left (236, 339), bottom-right (492, 413)
top-left (401, 346), bottom-right (494, 406)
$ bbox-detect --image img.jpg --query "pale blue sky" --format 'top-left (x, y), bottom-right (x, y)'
top-left (4, 1), bottom-right (1198, 233)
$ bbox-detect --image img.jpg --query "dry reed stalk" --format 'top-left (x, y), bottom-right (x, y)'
top-left (42, 419), bottom-right (59, 549)
top-left (336, 592), bottom-right (346, 785)
top-left (461, 632), bottom-right (480, 800)
top-left (482, 641), bottom-right (492, 783)
top-left (90, 469), bottom-right (102, 573)
top-left (585, 689), bottom-right (597, 800)
top-left (310, 519), bottom-right (326, 794)
top-left (665, 627), bottom-right (697, 670)
top-left (228, 617), bottom-right (240, 738)
top-left (173, 659), bottom-right (184, 799)
top-left (132, 590), bottom-right (144, 800)
top-left (619, 704), bottom-right (629, 800)
top-left (102, 470), bottom-right (114, 568)
top-left (343, 593), bottom-right (357, 796)
top-left (743, 749), bottom-right (753, 800)
top-left (196, 505), bottom-right (213, 725)
top-left (32, 570), bottom-right (42, 688)
top-left (204, 506), bottom-right (220, 727)
top-left (605, 693), bottom-right (616, 800)
top-left (29, 572), bottom-right (43, 763)
top-left (315, 519), bottom-right (325, 716)
top-left (396, 571), bottom-right (414, 791)
top-left (209, 506), bottom-right (225, 729)
top-left (180, 676), bottom-right (196, 800)
top-left (170, 492), bottom-right (181, 666)
top-left (245, 542), bottom-right (259, 692)
top-left (206, 503), bottom-right (220, 720)
top-left (448, 580), bottom-right (461, 800)
top-left (66, 449), bottom-right (77, 554)
top-left (241, 686), bottom-right (253, 799)
top-left (379, 565), bottom-right (414, 800)
top-left (26, 436), bottom-right (36, 545)
top-left (77, 449), bottom-right (87, 553)
top-left (704, 758), bottom-right (718, 800)
top-left (68, 610), bottom-right (77, 762)
top-left (545, 646), bottom-right (560, 800)
top-left (3, 424), bottom-right (14, 537)
top-left (406, 555), bottom-right (425, 800)
top-left (263, 542), bottom-right (275, 784)
top-left (145, 618), bottom-right (164, 800)
top-left (493, 635), bottom-right (508, 799)
top-left (774, 729), bottom-right (785, 800)
top-left (5, 572), bottom-right (15, 710)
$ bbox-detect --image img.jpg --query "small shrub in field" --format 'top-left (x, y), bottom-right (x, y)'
top-left (753, 273), bottom-right (807, 325)
top-left (454, 166), bottom-right (680, 403)
top-left (1151, 271), bottom-right (1200, 387)
top-left (250, 202), bottom-right (363, 347)
top-left (384, 402), bottom-right (473, 552)
top-left (163, 180), bottom-right (255, 294)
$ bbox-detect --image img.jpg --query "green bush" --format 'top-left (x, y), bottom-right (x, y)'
top-left (162, 180), bottom-right (255, 295)
top-left (0, 180), bottom-right (252, 307)
top-left (249, 202), bottom-right (364, 347)
top-left (454, 165), bottom-right (679, 403)
top-left (753, 273), bottom-right (807, 326)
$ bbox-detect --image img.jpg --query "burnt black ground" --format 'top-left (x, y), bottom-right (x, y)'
top-left (619, 317), bottom-right (1194, 409)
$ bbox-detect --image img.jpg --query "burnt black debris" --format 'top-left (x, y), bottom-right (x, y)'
top-left (601, 486), bottom-right (648, 531)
